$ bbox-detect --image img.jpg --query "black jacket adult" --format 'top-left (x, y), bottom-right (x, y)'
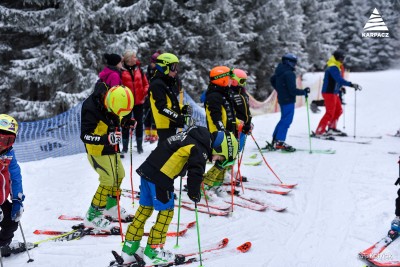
top-left (149, 71), bottom-right (185, 129)
top-left (136, 125), bottom-right (211, 201)
top-left (80, 81), bottom-right (121, 156)
top-left (270, 63), bottom-right (305, 105)
top-left (204, 84), bottom-right (237, 135)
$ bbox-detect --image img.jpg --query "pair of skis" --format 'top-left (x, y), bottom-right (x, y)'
top-left (34, 218), bottom-right (196, 238)
top-left (109, 238), bottom-right (251, 267)
top-left (359, 230), bottom-right (400, 266)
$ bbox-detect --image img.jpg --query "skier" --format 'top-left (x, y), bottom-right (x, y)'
top-left (120, 126), bottom-right (238, 265)
top-left (314, 50), bottom-right (361, 137)
top-left (144, 51), bottom-right (162, 143)
top-left (148, 53), bottom-right (192, 142)
top-left (0, 114), bottom-right (25, 252)
top-left (269, 53), bottom-right (310, 152)
top-left (80, 85), bottom-right (135, 229)
top-left (203, 66), bottom-right (240, 195)
top-left (230, 68), bottom-right (253, 137)
top-left (121, 50), bottom-right (149, 155)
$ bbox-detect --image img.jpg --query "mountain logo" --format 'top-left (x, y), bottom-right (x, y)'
top-left (362, 8), bottom-right (390, 38)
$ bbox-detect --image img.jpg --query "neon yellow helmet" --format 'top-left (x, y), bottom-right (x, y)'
top-left (104, 85), bottom-right (134, 117)
top-left (0, 114), bottom-right (18, 135)
top-left (211, 131), bottom-right (239, 167)
top-left (156, 53), bottom-right (179, 75)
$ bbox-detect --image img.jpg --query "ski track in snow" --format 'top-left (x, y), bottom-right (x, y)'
top-left (4, 70), bottom-right (400, 267)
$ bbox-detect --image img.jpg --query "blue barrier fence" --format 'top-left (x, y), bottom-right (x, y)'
top-left (13, 92), bottom-right (206, 162)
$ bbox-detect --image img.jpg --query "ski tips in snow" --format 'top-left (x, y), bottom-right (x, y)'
top-left (237, 242), bottom-right (252, 253)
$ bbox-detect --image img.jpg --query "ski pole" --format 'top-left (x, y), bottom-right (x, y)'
top-left (174, 176), bottom-right (183, 248)
top-left (129, 128), bottom-right (135, 205)
top-left (342, 94), bottom-right (346, 130)
top-left (250, 133), bottom-right (284, 184)
top-left (194, 202), bottom-right (204, 267)
top-left (201, 182), bottom-right (211, 217)
top-left (18, 221), bottom-right (34, 263)
top-left (114, 126), bottom-right (124, 242)
top-left (305, 96), bottom-right (312, 154)
top-left (0, 252), bottom-right (3, 267)
top-left (230, 166), bottom-right (235, 212)
top-left (354, 90), bottom-right (357, 139)
top-left (235, 134), bottom-right (247, 193)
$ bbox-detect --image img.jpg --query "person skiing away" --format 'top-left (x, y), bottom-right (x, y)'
top-left (148, 53), bottom-right (192, 142)
top-left (202, 66), bottom-right (239, 195)
top-left (0, 114), bottom-right (25, 255)
top-left (314, 50), bottom-right (361, 137)
top-left (121, 50), bottom-right (149, 155)
top-left (119, 126), bottom-right (238, 265)
top-left (144, 51), bottom-right (162, 143)
top-left (80, 85), bottom-right (135, 229)
top-left (268, 53), bottom-right (310, 152)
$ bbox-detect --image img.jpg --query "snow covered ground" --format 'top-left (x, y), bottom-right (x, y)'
top-left (5, 70), bottom-right (400, 267)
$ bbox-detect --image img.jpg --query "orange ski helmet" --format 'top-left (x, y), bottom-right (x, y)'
top-left (210, 66), bottom-right (232, 87)
top-left (231, 68), bottom-right (248, 86)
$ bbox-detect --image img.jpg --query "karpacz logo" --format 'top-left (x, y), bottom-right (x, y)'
top-left (362, 8), bottom-right (390, 38)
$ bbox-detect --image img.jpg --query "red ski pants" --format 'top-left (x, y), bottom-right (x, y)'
top-left (316, 93), bottom-right (342, 134)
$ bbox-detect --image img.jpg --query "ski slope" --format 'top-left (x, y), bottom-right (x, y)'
top-left (5, 69), bottom-right (400, 267)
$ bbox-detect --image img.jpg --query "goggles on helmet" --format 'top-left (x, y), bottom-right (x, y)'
top-left (210, 68), bottom-right (233, 81)
top-left (0, 133), bottom-right (16, 150)
top-left (231, 74), bottom-right (247, 86)
top-left (169, 63), bottom-right (178, 72)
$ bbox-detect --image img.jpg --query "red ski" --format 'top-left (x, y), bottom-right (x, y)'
top-left (359, 230), bottom-right (399, 263)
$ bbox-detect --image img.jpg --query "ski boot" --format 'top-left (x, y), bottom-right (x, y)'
top-left (143, 244), bottom-right (177, 266)
top-left (103, 196), bottom-right (133, 222)
top-left (327, 128), bottom-right (347, 137)
top-left (0, 240), bottom-right (36, 257)
top-left (391, 216), bottom-right (400, 232)
top-left (274, 141), bottom-right (296, 152)
top-left (84, 205), bottom-right (112, 230)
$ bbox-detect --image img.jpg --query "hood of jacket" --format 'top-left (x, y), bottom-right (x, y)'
top-left (326, 56), bottom-right (342, 69)
top-left (274, 62), bottom-right (294, 76)
top-left (99, 66), bottom-right (120, 83)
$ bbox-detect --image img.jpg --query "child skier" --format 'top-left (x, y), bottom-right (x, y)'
top-left (80, 85), bottom-right (135, 229)
top-left (119, 126), bottom-right (238, 265)
top-left (0, 114), bottom-right (25, 252)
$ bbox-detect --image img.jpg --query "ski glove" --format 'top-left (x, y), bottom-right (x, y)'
top-left (11, 193), bottom-right (25, 222)
top-left (0, 207), bottom-right (3, 222)
top-left (108, 131), bottom-right (122, 145)
top-left (340, 87), bottom-right (346, 94)
top-left (187, 190), bottom-right (201, 203)
top-left (181, 104), bottom-right (193, 117)
top-left (121, 118), bottom-right (137, 129)
top-left (242, 123), bottom-right (254, 135)
top-left (304, 87), bottom-right (310, 98)
top-left (350, 83), bottom-right (362, 91)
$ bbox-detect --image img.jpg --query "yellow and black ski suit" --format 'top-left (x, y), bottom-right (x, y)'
top-left (125, 125), bottom-right (212, 245)
top-left (148, 71), bottom-right (185, 142)
top-left (80, 81), bottom-right (125, 208)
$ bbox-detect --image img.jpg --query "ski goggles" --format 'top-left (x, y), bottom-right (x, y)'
top-left (231, 74), bottom-right (247, 86)
top-left (0, 133), bottom-right (16, 149)
top-left (169, 63), bottom-right (178, 72)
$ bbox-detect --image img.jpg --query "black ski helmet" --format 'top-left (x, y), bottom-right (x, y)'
top-left (281, 53), bottom-right (297, 68)
top-left (333, 50), bottom-right (346, 61)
